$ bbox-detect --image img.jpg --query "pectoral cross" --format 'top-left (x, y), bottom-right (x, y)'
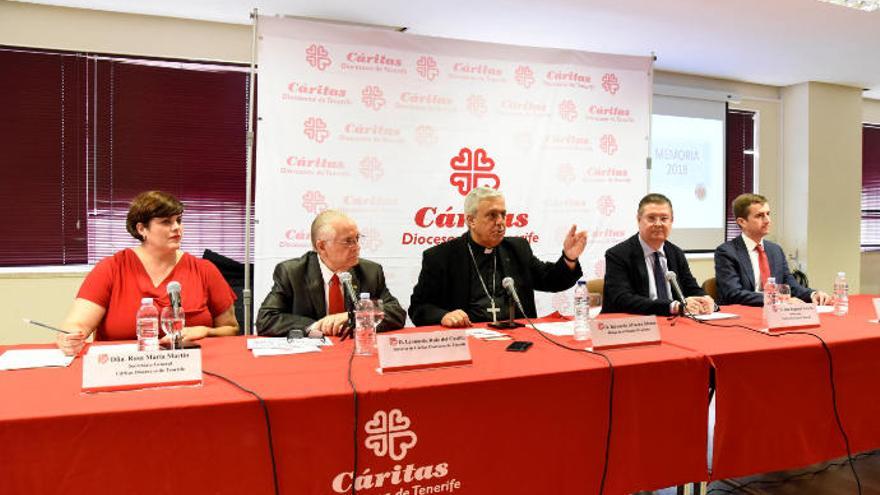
top-left (487, 301), bottom-right (500, 323)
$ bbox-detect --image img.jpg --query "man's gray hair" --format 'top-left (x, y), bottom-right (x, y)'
top-left (464, 187), bottom-right (504, 216)
top-left (310, 209), bottom-right (350, 249)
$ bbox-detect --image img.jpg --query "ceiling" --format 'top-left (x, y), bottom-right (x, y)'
top-left (20, 0), bottom-right (880, 98)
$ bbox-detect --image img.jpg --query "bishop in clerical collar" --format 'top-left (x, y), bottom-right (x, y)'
top-left (408, 186), bottom-right (587, 328)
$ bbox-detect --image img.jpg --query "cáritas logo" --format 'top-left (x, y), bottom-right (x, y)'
top-left (597, 195), bottom-right (616, 217)
top-left (303, 117), bottom-right (330, 143)
top-left (359, 156), bottom-right (384, 182)
top-left (305, 44), bottom-right (332, 71)
top-left (364, 409), bottom-right (418, 461)
top-left (466, 95), bottom-right (488, 117)
top-left (361, 85), bottom-right (386, 111)
top-left (330, 408), bottom-right (459, 494)
top-left (599, 134), bottom-right (618, 156)
top-left (515, 65), bottom-right (535, 89)
top-left (415, 125), bottom-right (438, 146)
top-left (558, 100), bottom-right (578, 122)
top-left (302, 191), bottom-right (328, 214)
top-left (601, 73), bottom-right (620, 95)
top-left (416, 56), bottom-right (440, 81)
top-left (449, 147), bottom-right (499, 196)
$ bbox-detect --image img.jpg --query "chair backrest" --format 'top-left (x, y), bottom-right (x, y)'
top-left (587, 278), bottom-right (604, 295)
top-left (203, 249), bottom-right (253, 334)
top-left (702, 277), bottom-right (718, 300)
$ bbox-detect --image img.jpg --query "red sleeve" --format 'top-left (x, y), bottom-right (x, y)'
top-left (76, 256), bottom-right (116, 309)
top-left (199, 259), bottom-right (237, 318)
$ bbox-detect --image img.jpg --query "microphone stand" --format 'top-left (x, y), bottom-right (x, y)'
top-left (489, 295), bottom-right (524, 329)
top-left (339, 290), bottom-right (356, 341)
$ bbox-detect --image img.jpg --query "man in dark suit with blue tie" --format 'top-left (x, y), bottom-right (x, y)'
top-left (714, 193), bottom-right (831, 306)
top-left (603, 193), bottom-right (715, 316)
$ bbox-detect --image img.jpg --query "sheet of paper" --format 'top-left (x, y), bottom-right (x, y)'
top-left (87, 343), bottom-right (139, 354)
top-left (466, 328), bottom-right (512, 340)
top-left (246, 337), bottom-right (330, 350)
top-left (693, 312), bottom-right (740, 321)
top-left (0, 349), bottom-right (75, 371)
top-left (531, 321), bottom-right (575, 336)
top-left (252, 347), bottom-right (321, 357)
top-left (816, 305), bottom-right (834, 314)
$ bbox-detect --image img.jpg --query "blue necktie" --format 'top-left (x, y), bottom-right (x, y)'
top-left (653, 251), bottom-right (669, 300)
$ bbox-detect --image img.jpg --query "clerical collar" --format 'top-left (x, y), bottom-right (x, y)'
top-left (465, 233), bottom-right (500, 322)
top-left (467, 233), bottom-right (495, 255)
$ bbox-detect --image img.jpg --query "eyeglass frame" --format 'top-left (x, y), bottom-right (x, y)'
top-left (332, 234), bottom-right (365, 247)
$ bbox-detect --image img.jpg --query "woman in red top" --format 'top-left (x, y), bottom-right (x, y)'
top-left (57, 191), bottom-right (239, 355)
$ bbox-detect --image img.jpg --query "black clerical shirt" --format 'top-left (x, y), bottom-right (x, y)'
top-left (466, 235), bottom-right (506, 322)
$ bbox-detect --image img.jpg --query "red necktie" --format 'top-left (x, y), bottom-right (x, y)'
top-left (756, 244), bottom-right (771, 289)
top-left (328, 273), bottom-right (345, 315)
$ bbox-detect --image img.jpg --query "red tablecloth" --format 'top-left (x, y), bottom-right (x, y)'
top-left (0, 322), bottom-right (710, 495)
top-left (0, 344), bottom-right (276, 494)
top-left (660, 294), bottom-right (880, 480)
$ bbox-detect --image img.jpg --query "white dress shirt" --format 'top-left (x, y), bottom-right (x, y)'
top-left (740, 234), bottom-right (764, 292)
top-left (638, 236), bottom-right (672, 300)
top-left (317, 256), bottom-right (346, 315)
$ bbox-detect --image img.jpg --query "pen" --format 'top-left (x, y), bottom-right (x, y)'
top-left (23, 318), bottom-right (71, 334)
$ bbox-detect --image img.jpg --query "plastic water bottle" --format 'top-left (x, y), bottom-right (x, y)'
top-left (573, 281), bottom-right (589, 341)
top-left (762, 277), bottom-right (778, 324)
top-left (833, 272), bottom-right (849, 316)
top-left (136, 297), bottom-right (160, 352)
top-left (354, 293), bottom-right (376, 356)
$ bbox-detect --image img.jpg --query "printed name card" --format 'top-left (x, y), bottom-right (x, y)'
top-left (765, 304), bottom-right (820, 331)
top-left (82, 349), bottom-right (202, 393)
top-left (378, 330), bottom-right (471, 372)
top-left (589, 316), bottom-right (660, 350)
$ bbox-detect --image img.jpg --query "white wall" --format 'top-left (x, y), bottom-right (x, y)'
top-left (0, 1), bottom-right (251, 62)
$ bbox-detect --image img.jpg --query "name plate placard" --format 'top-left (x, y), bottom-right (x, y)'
top-left (82, 350), bottom-right (202, 393)
top-left (378, 330), bottom-right (472, 372)
top-left (590, 316), bottom-right (661, 350)
top-left (765, 304), bottom-right (820, 331)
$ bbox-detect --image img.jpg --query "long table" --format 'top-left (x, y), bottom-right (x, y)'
top-left (0, 322), bottom-right (710, 495)
top-left (660, 294), bottom-right (880, 481)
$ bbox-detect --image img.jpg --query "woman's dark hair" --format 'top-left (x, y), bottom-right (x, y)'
top-left (125, 191), bottom-right (184, 241)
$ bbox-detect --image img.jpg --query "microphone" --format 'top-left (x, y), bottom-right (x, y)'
top-left (501, 277), bottom-right (523, 312)
top-left (167, 281), bottom-right (182, 313)
top-left (337, 272), bottom-right (359, 341)
top-left (664, 271), bottom-right (687, 315)
top-left (337, 272), bottom-right (358, 304)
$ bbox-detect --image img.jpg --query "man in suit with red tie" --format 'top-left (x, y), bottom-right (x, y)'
top-left (257, 210), bottom-right (406, 336)
top-left (714, 193), bottom-right (831, 306)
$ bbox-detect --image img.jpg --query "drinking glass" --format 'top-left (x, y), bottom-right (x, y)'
top-left (161, 306), bottom-right (185, 350)
top-left (371, 299), bottom-right (385, 327)
top-left (777, 284), bottom-right (791, 305)
top-left (587, 293), bottom-right (603, 319)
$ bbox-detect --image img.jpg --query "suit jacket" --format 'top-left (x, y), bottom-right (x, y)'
top-left (408, 233), bottom-right (582, 326)
top-left (602, 234), bottom-right (705, 316)
top-left (256, 251), bottom-right (406, 336)
top-left (714, 236), bottom-right (813, 306)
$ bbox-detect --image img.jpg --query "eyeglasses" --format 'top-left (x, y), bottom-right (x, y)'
top-left (333, 234), bottom-right (365, 247)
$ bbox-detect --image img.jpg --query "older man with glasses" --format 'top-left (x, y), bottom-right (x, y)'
top-left (257, 209), bottom-right (406, 337)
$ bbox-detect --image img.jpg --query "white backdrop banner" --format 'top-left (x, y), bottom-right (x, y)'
top-left (255, 16), bottom-right (652, 322)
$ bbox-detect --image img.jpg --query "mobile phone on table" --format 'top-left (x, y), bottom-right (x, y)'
top-left (506, 341), bottom-right (533, 352)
